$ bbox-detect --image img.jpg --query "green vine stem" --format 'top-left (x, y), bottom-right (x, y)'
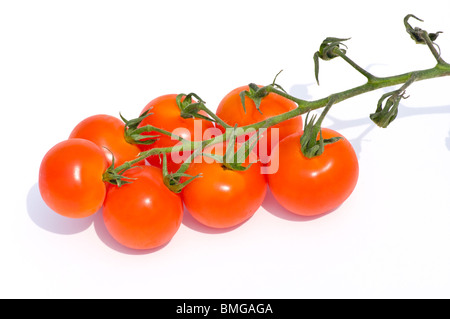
top-left (257, 64), bottom-right (450, 125)
top-left (104, 14), bottom-right (450, 191)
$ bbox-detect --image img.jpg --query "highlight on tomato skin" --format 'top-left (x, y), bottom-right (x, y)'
top-left (267, 128), bottom-right (359, 217)
top-left (102, 165), bottom-right (184, 250)
top-left (38, 138), bottom-right (109, 219)
top-left (69, 114), bottom-right (143, 168)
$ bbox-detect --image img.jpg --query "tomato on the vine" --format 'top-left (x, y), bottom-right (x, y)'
top-left (215, 85), bottom-right (303, 162)
top-left (69, 114), bottom-right (143, 168)
top-left (267, 128), bottom-right (359, 216)
top-left (181, 142), bottom-right (267, 229)
top-left (39, 138), bottom-right (108, 218)
top-left (103, 165), bottom-right (183, 250)
top-left (137, 94), bottom-right (216, 173)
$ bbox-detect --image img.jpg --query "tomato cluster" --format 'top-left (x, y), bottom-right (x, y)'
top-left (38, 86), bottom-right (359, 251)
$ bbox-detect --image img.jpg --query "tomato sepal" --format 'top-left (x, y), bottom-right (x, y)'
top-left (221, 125), bottom-right (260, 171)
top-left (237, 72), bottom-right (290, 115)
top-left (404, 14), bottom-right (442, 45)
top-left (239, 83), bottom-right (268, 114)
top-left (300, 98), bottom-right (342, 158)
top-left (300, 112), bottom-right (342, 158)
top-left (120, 110), bottom-right (160, 146)
top-left (369, 91), bottom-right (402, 128)
top-left (314, 37), bottom-right (350, 85)
top-left (161, 152), bottom-right (202, 193)
top-left (102, 150), bottom-right (137, 187)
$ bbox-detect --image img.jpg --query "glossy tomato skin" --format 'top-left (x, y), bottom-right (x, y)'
top-left (69, 114), bottom-right (143, 168)
top-left (181, 143), bottom-right (267, 229)
top-left (137, 94), bottom-right (217, 173)
top-left (216, 85), bottom-right (303, 162)
top-left (103, 165), bottom-right (183, 250)
top-left (39, 138), bottom-right (108, 218)
top-left (267, 128), bottom-right (359, 216)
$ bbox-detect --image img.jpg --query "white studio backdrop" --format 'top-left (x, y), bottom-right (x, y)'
top-left (1, 0), bottom-right (449, 298)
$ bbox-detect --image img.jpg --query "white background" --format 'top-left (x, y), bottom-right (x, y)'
top-left (1, 0), bottom-right (450, 299)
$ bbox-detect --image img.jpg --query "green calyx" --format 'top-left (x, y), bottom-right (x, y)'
top-left (314, 37), bottom-right (350, 85)
top-left (239, 83), bottom-right (268, 114)
top-left (403, 14), bottom-right (449, 66)
top-left (370, 73), bottom-right (416, 128)
top-left (404, 14), bottom-right (442, 45)
top-left (300, 113), bottom-right (341, 159)
top-left (121, 110), bottom-right (159, 145)
top-left (370, 91), bottom-right (405, 128)
top-left (160, 125), bottom-right (260, 193)
top-left (176, 93), bottom-right (232, 128)
top-left (176, 93), bottom-right (213, 121)
top-left (161, 153), bottom-right (201, 193)
top-left (239, 70), bottom-right (288, 114)
top-left (184, 125), bottom-right (259, 172)
top-left (221, 125), bottom-right (259, 171)
top-left (101, 150), bottom-right (137, 187)
top-left (122, 109), bottom-right (189, 145)
top-left (300, 98), bottom-right (341, 159)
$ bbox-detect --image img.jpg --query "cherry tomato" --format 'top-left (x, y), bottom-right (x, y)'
top-left (215, 85), bottom-right (303, 163)
top-left (69, 114), bottom-right (143, 168)
top-left (137, 94), bottom-right (216, 173)
top-left (39, 138), bottom-right (108, 218)
top-left (267, 128), bottom-right (359, 216)
top-left (181, 142), bottom-right (267, 229)
top-left (103, 165), bottom-right (183, 250)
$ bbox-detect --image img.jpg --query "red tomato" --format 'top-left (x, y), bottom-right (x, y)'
top-left (69, 114), bottom-right (143, 168)
top-left (137, 94), bottom-right (217, 173)
top-left (267, 128), bottom-right (359, 216)
top-left (215, 85), bottom-right (303, 163)
top-left (181, 142), bottom-right (267, 229)
top-left (39, 138), bottom-right (108, 218)
top-left (103, 165), bottom-right (183, 250)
